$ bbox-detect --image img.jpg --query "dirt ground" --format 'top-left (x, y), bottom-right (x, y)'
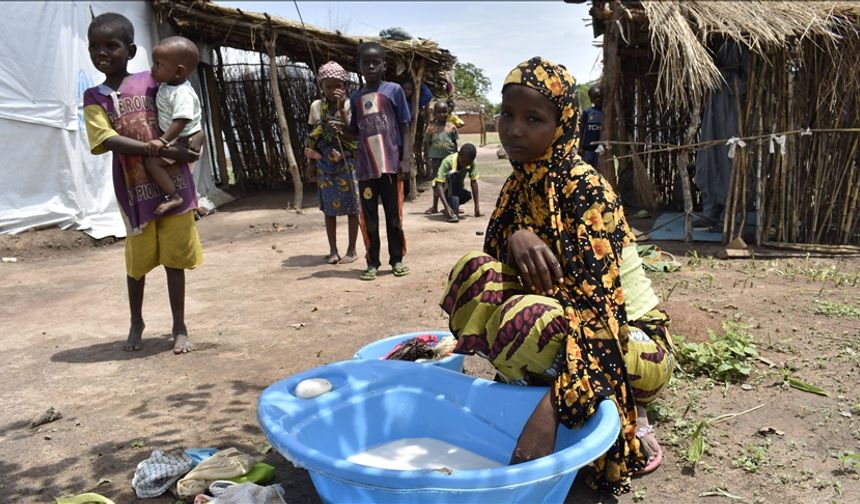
top-left (2, 145), bottom-right (859, 503)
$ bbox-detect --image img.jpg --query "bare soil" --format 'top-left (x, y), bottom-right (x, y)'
top-left (2, 146), bottom-right (859, 503)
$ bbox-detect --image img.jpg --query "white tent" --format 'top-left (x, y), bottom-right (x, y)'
top-left (0, 1), bottom-right (231, 238)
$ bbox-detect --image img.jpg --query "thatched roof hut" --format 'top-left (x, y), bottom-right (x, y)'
top-left (152, 0), bottom-right (456, 93)
top-left (151, 0), bottom-right (457, 203)
top-left (593, 1), bottom-right (860, 247)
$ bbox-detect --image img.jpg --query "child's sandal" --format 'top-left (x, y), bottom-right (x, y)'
top-left (392, 263), bottom-right (410, 277)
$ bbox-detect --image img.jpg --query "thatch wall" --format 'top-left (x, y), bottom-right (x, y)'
top-left (596, 0), bottom-right (860, 246)
top-left (214, 57), bottom-right (359, 190)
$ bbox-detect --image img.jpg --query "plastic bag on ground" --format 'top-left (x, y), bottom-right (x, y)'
top-left (176, 448), bottom-right (255, 498)
top-left (211, 482), bottom-right (286, 504)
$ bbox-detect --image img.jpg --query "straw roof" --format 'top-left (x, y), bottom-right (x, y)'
top-left (451, 97), bottom-right (487, 114)
top-left (613, 1), bottom-right (860, 108)
top-left (151, 0), bottom-right (457, 92)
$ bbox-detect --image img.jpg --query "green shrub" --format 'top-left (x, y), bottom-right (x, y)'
top-left (675, 322), bottom-right (758, 383)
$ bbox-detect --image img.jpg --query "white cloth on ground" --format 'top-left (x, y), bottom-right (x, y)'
top-left (131, 449), bottom-right (194, 498)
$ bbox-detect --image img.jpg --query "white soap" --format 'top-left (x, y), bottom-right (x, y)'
top-left (295, 378), bottom-right (332, 399)
top-left (347, 437), bottom-right (502, 471)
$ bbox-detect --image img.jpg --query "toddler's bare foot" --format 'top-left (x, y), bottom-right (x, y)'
top-left (172, 325), bottom-right (194, 354)
top-left (155, 194), bottom-right (183, 216)
top-left (125, 321), bottom-right (145, 351)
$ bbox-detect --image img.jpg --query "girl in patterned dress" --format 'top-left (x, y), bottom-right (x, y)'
top-left (305, 61), bottom-right (360, 264)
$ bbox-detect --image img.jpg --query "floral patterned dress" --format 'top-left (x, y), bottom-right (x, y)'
top-left (308, 99), bottom-right (359, 216)
top-left (440, 57), bottom-right (644, 494)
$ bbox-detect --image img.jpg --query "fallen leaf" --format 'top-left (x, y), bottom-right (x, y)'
top-left (31, 407), bottom-right (62, 428)
top-left (839, 410), bottom-right (852, 418)
top-left (740, 384), bottom-right (754, 391)
top-left (255, 442), bottom-right (272, 455)
top-left (311, 306), bottom-right (318, 312)
top-left (784, 373), bottom-right (830, 396)
top-left (96, 478), bottom-right (112, 487)
top-left (757, 427), bottom-right (784, 437)
top-left (289, 323), bottom-right (306, 330)
top-left (699, 488), bottom-right (746, 501)
top-left (687, 421), bottom-right (707, 465)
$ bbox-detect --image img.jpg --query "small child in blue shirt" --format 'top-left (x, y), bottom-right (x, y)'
top-left (577, 84), bottom-right (602, 168)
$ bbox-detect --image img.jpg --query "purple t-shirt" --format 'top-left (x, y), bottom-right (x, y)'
top-left (349, 81), bottom-right (412, 181)
top-left (83, 72), bottom-right (197, 234)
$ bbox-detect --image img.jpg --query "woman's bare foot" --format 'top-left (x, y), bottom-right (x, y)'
top-left (172, 324), bottom-right (194, 354)
top-left (338, 252), bottom-right (358, 264)
top-left (125, 321), bottom-right (145, 351)
top-left (635, 404), bottom-right (663, 475)
top-left (155, 194), bottom-right (183, 216)
top-left (325, 253), bottom-right (340, 264)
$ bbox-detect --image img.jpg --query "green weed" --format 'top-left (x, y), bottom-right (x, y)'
top-left (675, 322), bottom-right (759, 383)
top-left (687, 250), bottom-right (702, 268)
top-left (732, 443), bottom-right (770, 473)
top-left (773, 260), bottom-right (860, 288)
top-left (833, 450), bottom-right (860, 474)
top-left (813, 300), bottom-right (860, 319)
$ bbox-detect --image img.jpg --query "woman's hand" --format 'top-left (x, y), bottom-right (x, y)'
top-left (510, 391), bottom-right (558, 464)
top-left (160, 145), bottom-right (200, 163)
top-left (507, 229), bottom-right (564, 295)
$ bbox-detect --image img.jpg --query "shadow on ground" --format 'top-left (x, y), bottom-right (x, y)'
top-left (0, 379), bottom-right (320, 503)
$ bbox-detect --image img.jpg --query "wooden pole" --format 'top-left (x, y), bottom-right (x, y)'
top-left (598, 0), bottom-right (622, 188)
top-left (405, 60), bottom-right (425, 203)
top-left (265, 35), bottom-right (303, 211)
top-left (203, 63), bottom-right (229, 186)
top-left (214, 47), bottom-right (244, 188)
top-left (479, 108), bottom-right (486, 147)
top-left (678, 110), bottom-right (700, 242)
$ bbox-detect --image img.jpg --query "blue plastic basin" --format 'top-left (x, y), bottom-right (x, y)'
top-left (353, 330), bottom-right (465, 373)
top-left (258, 359), bottom-right (620, 503)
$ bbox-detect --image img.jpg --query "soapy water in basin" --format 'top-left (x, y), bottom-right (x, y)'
top-left (347, 437), bottom-right (503, 471)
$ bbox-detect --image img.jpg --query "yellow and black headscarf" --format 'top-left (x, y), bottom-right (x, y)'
top-left (484, 57), bottom-right (642, 494)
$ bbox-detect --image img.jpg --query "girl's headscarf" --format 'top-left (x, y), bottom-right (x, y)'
top-left (502, 57), bottom-right (581, 177)
top-left (483, 57), bottom-right (642, 494)
top-left (317, 61), bottom-right (348, 83)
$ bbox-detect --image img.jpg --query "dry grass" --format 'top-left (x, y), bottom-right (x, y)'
top-left (639, 1), bottom-right (860, 109)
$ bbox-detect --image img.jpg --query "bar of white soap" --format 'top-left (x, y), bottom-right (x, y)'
top-left (295, 378), bottom-right (332, 399)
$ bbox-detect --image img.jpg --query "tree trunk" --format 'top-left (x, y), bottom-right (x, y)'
top-left (265, 36), bottom-right (302, 210)
top-left (405, 61), bottom-right (426, 202)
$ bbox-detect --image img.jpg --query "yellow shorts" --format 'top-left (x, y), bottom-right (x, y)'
top-left (125, 210), bottom-right (203, 280)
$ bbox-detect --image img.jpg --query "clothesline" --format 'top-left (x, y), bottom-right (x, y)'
top-left (593, 127), bottom-right (860, 161)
